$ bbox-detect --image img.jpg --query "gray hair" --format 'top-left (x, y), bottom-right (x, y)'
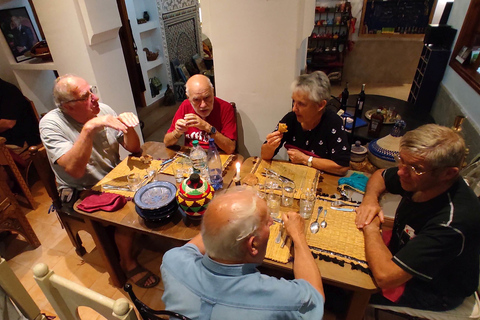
top-left (185, 75), bottom-right (214, 97)
top-left (201, 187), bottom-right (264, 261)
top-left (400, 124), bottom-right (466, 169)
top-left (291, 71), bottom-right (331, 104)
top-left (53, 74), bottom-right (82, 108)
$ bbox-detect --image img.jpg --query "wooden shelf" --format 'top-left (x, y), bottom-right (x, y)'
top-left (145, 56), bottom-right (164, 70)
top-left (138, 21), bottom-right (156, 33)
top-left (10, 59), bottom-right (56, 71)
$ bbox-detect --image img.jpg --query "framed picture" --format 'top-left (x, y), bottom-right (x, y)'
top-left (0, 7), bottom-right (40, 62)
top-left (176, 64), bottom-right (191, 83)
top-left (455, 46), bottom-right (472, 65)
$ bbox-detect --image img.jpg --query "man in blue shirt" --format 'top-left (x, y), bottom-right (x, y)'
top-left (161, 187), bottom-right (324, 319)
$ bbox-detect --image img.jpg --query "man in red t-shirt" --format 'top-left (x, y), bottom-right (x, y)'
top-left (164, 75), bottom-right (237, 154)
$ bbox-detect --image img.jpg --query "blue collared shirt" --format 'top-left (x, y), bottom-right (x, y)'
top-left (161, 244), bottom-right (324, 319)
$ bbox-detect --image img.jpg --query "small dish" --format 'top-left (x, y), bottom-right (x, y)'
top-left (134, 181), bottom-right (176, 211)
top-left (365, 109), bottom-right (401, 124)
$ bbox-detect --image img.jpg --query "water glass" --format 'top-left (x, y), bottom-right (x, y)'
top-left (172, 161), bottom-right (184, 183)
top-left (266, 192), bottom-right (281, 217)
top-left (299, 189), bottom-right (315, 219)
top-left (282, 181), bottom-right (295, 207)
top-left (255, 183), bottom-right (265, 199)
top-left (127, 173), bottom-right (140, 191)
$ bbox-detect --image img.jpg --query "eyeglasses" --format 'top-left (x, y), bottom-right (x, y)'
top-left (62, 86), bottom-right (97, 105)
top-left (394, 154), bottom-right (430, 176)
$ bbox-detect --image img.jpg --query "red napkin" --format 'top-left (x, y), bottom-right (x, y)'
top-left (380, 229), bottom-right (406, 302)
top-left (77, 193), bottom-right (127, 213)
top-left (284, 144), bottom-right (320, 158)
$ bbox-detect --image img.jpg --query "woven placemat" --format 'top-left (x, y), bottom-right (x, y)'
top-left (92, 156), bottom-right (163, 197)
top-left (161, 154), bottom-right (235, 176)
top-left (250, 159), bottom-right (320, 199)
top-left (265, 222), bottom-right (291, 263)
top-left (305, 199), bottom-right (368, 269)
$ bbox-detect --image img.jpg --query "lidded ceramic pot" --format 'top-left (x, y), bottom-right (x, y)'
top-left (176, 173), bottom-right (214, 218)
top-left (351, 141), bottom-right (367, 162)
top-left (368, 120), bottom-right (406, 168)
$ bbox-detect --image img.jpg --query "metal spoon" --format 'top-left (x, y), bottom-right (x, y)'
top-left (310, 206), bottom-right (323, 234)
top-left (331, 200), bottom-right (360, 207)
top-left (320, 209), bottom-right (328, 228)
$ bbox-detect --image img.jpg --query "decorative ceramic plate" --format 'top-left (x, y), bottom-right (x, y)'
top-left (365, 109), bottom-right (401, 124)
top-left (134, 181), bottom-right (177, 210)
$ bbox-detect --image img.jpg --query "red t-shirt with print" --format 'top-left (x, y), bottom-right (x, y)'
top-left (167, 97), bottom-right (237, 149)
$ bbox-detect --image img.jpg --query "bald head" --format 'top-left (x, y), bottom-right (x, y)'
top-left (201, 187), bottom-right (269, 262)
top-left (185, 75), bottom-right (214, 118)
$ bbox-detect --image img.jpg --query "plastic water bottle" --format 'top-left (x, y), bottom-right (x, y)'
top-left (190, 140), bottom-right (207, 174)
top-left (207, 138), bottom-right (223, 190)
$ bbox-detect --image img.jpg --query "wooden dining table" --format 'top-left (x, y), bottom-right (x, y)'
top-left (74, 143), bottom-right (377, 320)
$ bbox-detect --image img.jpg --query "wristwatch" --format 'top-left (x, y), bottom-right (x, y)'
top-left (307, 156), bottom-right (313, 167)
top-left (210, 126), bottom-right (217, 135)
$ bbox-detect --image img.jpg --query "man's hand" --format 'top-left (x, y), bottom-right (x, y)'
top-left (363, 215), bottom-right (382, 233)
top-left (355, 199), bottom-right (384, 229)
top-left (282, 211), bottom-right (305, 242)
top-left (287, 148), bottom-right (308, 165)
top-left (84, 114), bottom-right (129, 134)
top-left (175, 118), bottom-right (189, 134)
top-left (265, 131), bottom-right (283, 150)
top-left (184, 113), bottom-right (210, 132)
top-left (117, 112), bottom-right (139, 128)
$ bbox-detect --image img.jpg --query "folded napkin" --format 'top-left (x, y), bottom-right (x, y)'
top-left (338, 172), bottom-right (369, 194)
top-left (77, 193), bottom-right (127, 213)
top-left (284, 144), bottom-right (320, 158)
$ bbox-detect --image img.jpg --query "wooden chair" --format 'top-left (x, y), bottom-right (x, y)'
top-left (124, 283), bottom-right (192, 320)
top-left (0, 258), bottom-right (47, 320)
top-left (0, 137), bottom-right (36, 209)
top-left (28, 145), bottom-right (93, 256)
top-left (33, 263), bottom-right (138, 320)
top-left (0, 166), bottom-right (40, 248)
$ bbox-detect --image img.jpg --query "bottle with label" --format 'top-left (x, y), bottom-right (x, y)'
top-left (207, 138), bottom-right (223, 190)
top-left (352, 84), bottom-right (366, 130)
top-left (190, 140), bottom-right (207, 175)
top-left (340, 81), bottom-right (349, 112)
top-left (368, 109), bottom-right (384, 138)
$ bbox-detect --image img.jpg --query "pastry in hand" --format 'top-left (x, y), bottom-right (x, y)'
top-left (278, 123), bottom-right (288, 133)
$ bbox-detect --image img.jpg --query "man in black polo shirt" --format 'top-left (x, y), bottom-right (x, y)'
top-left (0, 78), bottom-right (40, 153)
top-left (355, 124), bottom-right (480, 311)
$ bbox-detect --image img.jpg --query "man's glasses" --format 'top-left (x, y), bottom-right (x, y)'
top-left (63, 86), bottom-right (97, 104)
top-left (394, 154), bottom-right (430, 176)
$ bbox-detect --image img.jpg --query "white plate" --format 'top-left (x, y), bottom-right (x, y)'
top-left (364, 109), bottom-right (401, 125)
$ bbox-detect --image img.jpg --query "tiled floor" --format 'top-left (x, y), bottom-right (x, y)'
top-left (2, 84), bottom-right (410, 319)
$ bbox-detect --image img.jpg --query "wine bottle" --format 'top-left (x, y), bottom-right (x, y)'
top-left (340, 82), bottom-right (349, 112)
top-left (368, 109), bottom-right (384, 138)
top-left (351, 84), bottom-right (366, 131)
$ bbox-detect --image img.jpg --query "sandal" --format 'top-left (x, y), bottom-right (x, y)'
top-left (125, 265), bottom-right (160, 288)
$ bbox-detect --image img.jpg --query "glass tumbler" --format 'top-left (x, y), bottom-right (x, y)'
top-left (172, 160), bottom-right (185, 183)
top-left (299, 189), bottom-right (315, 219)
top-left (282, 181), bottom-right (295, 207)
top-left (127, 173), bottom-right (141, 192)
top-left (265, 176), bottom-right (281, 217)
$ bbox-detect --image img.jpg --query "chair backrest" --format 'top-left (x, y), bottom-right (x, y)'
top-left (29, 144), bottom-right (62, 211)
top-left (0, 258), bottom-right (44, 320)
top-left (123, 283), bottom-right (192, 320)
top-left (33, 263), bottom-right (138, 320)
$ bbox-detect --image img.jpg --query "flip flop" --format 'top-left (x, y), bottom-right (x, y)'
top-left (125, 265), bottom-right (160, 289)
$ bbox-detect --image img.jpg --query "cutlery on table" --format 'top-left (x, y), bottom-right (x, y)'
top-left (263, 168), bottom-right (294, 183)
top-left (102, 184), bottom-right (130, 191)
top-left (310, 206), bottom-right (323, 234)
top-left (330, 206), bottom-right (355, 212)
top-left (320, 209), bottom-right (327, 228)
top-left (275, 225), bottom-right (283, 244)
top-left (331, 200), bottom-right (360, 207)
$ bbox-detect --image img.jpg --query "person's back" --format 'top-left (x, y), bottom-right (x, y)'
top-left (161, 188), bottom-right (324, 319)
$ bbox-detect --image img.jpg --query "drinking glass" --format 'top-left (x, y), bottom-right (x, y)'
top-left (299, 189), bottom-right (315, 219)
top-left (282, 181), bottom-right (295, 207)
top-left (255, 183), bottom-right (265, 199)
top-left (265, 176), bottom-right (281, 217)
top-left (127, 173), bottom-right (141, 191)
top-left (172, 161), bottom-right (185, 183)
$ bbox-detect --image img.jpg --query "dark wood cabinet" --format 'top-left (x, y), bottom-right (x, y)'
top-left (408, 45), bottom-right (450, 112)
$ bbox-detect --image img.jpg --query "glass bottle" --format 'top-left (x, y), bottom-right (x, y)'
top-left (207, 138), bottom-right (223, 190)
top-left (368, 109), bottom-right (384, 138)
top-left (340, 81), bottom-right (349, 112)
top-left (352, 84), bottom-right (366, 130)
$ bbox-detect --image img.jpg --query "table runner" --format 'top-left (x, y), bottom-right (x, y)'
top-left (265, 199), bottom-right (368, 271)
top-left (250, 158), bottom-right (320, 199)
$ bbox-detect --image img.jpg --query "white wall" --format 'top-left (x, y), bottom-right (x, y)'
top-left (441, 0), bottom-right (480, 131)
top-left (200, 0), bottom-right (315, 157)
